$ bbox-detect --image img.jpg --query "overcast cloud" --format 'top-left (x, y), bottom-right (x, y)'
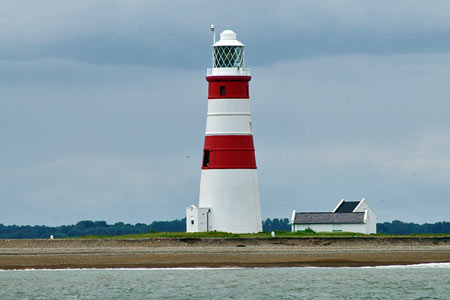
top-left (1, 1), bottom-right (449, 225)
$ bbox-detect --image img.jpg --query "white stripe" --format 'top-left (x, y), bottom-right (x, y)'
top-left (207, 113), bottom-right (251, 116)
top-left (206, 98), bottom-right (253, 135)
top-left (207, 99), bottom-right (250, 115)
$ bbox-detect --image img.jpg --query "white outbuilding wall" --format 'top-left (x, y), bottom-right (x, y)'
top-left (292, 223), bottom-right (370, 234)
top-left (353, 198), bottom-right (377, 234)
top-left (186, 205), bottom-right (210, 233)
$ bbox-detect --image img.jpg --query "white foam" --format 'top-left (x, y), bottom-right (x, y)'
top-left (0, 267), bottom-right (245, 272)
top-left (259, 263), bottom-right (450, 270)
top-left (361, 262), bottom-right (450, 269)
top-left (2, 263), bottom-right (449, 272)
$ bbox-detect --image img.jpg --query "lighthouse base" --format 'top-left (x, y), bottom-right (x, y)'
top-left (192, 169), bottom-right (262, 234)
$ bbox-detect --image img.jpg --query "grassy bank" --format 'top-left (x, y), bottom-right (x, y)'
top-left (77, 231), bottom-right (450, 239)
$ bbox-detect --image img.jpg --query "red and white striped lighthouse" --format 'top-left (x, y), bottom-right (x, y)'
top-left (187, 27), bottom-right (262, 233)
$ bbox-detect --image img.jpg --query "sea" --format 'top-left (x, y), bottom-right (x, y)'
top-left (1, 264), bottom-right (449, 299)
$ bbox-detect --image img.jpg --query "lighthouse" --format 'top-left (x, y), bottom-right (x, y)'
top-left (186, 26), bottom-right (262, 233)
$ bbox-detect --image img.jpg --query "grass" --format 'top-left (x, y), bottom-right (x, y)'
top-left (75, 231), bottom-right (450, 239)
top-left (78, 231), bottom-right (242, 239)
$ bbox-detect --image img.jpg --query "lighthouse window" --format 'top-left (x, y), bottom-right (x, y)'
top-left (220, 86), bottom-right (226, 95)
top-left (214, 46), bottom-right (244, 68)
top-left (203, 150), bottom-right (210, 167)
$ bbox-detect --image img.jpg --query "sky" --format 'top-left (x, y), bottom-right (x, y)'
top-left (1, 0), bottom-right (449, 226)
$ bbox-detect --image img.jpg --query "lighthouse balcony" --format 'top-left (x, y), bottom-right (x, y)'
top-left (207, 67), bottom-right (251, 76)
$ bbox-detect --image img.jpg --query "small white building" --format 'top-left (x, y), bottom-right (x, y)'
top-left (291, 198), bottom-right (377, 234)
top-left (186, 205), bottom-right (210, 232)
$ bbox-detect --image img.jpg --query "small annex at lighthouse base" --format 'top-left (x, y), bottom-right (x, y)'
top-left (186, 205), bottom-right (210, 232)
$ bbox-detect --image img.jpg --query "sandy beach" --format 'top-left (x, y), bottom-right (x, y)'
top-left (1, 237), bottom-right (449, 269)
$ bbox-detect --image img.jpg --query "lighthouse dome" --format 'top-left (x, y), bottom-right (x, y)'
top-left (220, 30), bottom-right (236, 40)
top-left (213, 30), bottom-right (245, 47)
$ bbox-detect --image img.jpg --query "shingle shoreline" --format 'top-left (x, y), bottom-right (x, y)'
top-left (1, 237), bottom-right (449, 269)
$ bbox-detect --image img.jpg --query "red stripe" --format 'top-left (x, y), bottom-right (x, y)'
top-left (206, 76), bottom-right (251, 99)
top-left (202, 135), bottom-right (257, 169)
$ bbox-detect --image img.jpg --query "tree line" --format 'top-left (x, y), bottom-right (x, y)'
top-left (0, 219), bottom-right (186, 239)
top-left (0, 219), bottom-right (449, 238)
top-left (377, 220), bottom-right (450, 235)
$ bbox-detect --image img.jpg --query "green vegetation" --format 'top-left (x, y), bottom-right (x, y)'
top-left (377, 220), bottom-right (450, 235)
top-left (79, 231), bottom-right (243, 239)
top-left (77, 230), bottom-right (366, 239)
top-left (79, 230), bottom-right (450, 239)
top-left (0, 219), bottom-right (449, 239)
top-left (262, 218), bottom-right (290, 231)
top-left (0, 219), bottom-right (186, 239)
top-left (303, 227), bottom-right (315, 234)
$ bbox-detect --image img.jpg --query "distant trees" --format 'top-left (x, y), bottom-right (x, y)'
top-left (0, 219), bottom-right (449, 238)
top-left (0, 219), bottom-right (187, 239)
top-left (262, 218), bottom-right (290, 232)
top-left (377, 220), bottom-right (450, 235)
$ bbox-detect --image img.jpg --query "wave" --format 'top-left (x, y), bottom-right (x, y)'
top-left (362, 262), bottom-right (450, 269)
top-left (2, 263), bottom-right (450, 272)
top-left (0, 267), bottom-right (246, 272)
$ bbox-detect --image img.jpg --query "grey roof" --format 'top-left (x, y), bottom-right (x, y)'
top-left (293, 212), bottom-right (365, 224)
top-left (335, 201), bottom-right (360, 213)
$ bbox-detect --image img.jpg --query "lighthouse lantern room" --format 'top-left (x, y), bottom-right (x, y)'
top-left (186, 27), bottom-right (262, 233)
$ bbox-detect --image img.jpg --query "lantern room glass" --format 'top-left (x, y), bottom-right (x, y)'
top-left (213, 46), bottom-right (244, 68)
